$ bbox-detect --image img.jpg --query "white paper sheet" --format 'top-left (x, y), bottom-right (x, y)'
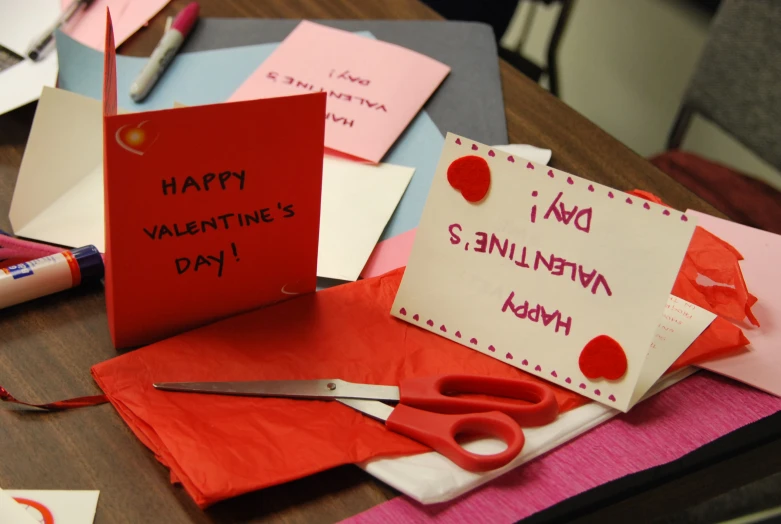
top-left (319, 157), bottom-right (413, 281)
top-left (0, 52), bottom-right (58, 116)
top-left (0, 0), bottom-right (61, 116)
top-left (494, 144), bottom-right (552, 166)
top-left (0, 489), bottom-right (38, 524)
top-left (5, 490), bottom-right (100, 524)
top-left (0, 0), bottom-right (61, 57)
top-left (629, 295), bottom-right (715, 406)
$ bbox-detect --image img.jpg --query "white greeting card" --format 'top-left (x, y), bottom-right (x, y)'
top-left (392, 134), bottom-right (708, 411)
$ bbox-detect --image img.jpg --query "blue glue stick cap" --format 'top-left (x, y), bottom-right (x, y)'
top-left (72, 245), bottom-right (105, 281)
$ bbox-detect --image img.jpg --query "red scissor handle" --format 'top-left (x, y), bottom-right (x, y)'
top-left (386, 404), bottom-right (524, 472)
top-left (398, 374), bottom-right (559, 426)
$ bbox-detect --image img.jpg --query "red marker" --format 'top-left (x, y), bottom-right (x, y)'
top-left (129, 2), bottom-right (199, 102)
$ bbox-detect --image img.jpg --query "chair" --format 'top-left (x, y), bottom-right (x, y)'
top-left (661, 0), bottom-right (781, 234)
top-left (667, 0), bottom-right (781, 171)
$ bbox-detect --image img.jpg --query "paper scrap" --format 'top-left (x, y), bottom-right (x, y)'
top-left (629, 295), bottom-right (716, 406)
top-left (319, 157), bottom-right (413, 281)
top-left (393, 134), bottom-right (697, 411)
top-left (494, 144), bottom-right (552, 166)
top-left (0, 0), bottom-right (60, 116)
top-left (0, 489), bottom-right (38, 524)
top-left (229, 20), bottom-right (450, 163)
top-left (60, 0), bottom-right (172, 51)
top-left (5, 490), bottom-right (100, 524)
top-left (361, 228), bottom-right (417, 279)
top-left (687, 210), bottom-right (781, 397)
top-left (0, 52), bottom-right (59, 116)
top-left (0, 0), bottom-right (61, 56)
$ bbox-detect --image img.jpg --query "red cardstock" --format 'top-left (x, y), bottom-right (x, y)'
top-left (101, 12), bottom-right (326, 347)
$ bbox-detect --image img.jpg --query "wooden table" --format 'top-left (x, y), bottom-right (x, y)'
top-left (1, 1), bottom-right (778, 523)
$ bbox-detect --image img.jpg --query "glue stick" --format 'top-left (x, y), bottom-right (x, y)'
top-left (0, 245), bottom-right (104, 309)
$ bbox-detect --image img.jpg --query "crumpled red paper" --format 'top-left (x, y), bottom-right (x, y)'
top-left (668, 315), bottom-right (750, 372)
top-left (92, 269), bottom-right (586, 508)
top-left (672, 226), bottom-right (759, 326)
top-left (628, 190), bottom-right (758, 327)
top-left (627, 191), bottom-right (755, 369)
top-left (92, 193), bottom-right (756, 508)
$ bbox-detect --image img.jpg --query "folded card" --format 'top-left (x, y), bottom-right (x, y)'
top-left (228, 20), bottom-right (450, 163)
top-left (393, 134), bottom-right (704, 411)
top-left (9, 88), bottom-right (411, 284)
top-left (102, 13), bottom-right (325, 347)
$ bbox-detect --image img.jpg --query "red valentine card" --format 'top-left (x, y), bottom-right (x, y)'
top-left (102, 12), bottom-right (325, 347)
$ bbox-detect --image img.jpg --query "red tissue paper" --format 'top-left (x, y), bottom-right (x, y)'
top-left (92, 269), bottom-right (586, 508)
top-left (91, 193), bottom-right (755, 507)
top-left (627, 190), bottom-right (755, 370)
top-left (627, 190), bottom-right (758, 327)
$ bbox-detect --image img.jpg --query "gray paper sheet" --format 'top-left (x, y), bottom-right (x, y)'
top-left (181, 19), bottom-right (508, 145)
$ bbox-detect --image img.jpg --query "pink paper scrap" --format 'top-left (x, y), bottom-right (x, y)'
top-left (361, 228), bottom-right (416, 279)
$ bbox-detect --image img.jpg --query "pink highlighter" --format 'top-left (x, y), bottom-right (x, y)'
top-left (129, 2), bottom-right (199, 102)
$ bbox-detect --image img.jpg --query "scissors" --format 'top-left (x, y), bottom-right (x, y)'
top-left (153, 374), bottom-right (559, 473)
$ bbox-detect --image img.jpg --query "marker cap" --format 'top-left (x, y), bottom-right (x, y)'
top-left (72, 245), bottom-right (105, 281)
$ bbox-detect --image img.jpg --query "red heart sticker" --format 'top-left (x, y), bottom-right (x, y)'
top-left (578, 335), bottom-right (627, 380)
top-left (447, 155), bottom-right (490, 203)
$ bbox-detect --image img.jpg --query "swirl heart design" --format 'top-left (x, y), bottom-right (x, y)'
top-left (115, 120), bottom-right (159, 155)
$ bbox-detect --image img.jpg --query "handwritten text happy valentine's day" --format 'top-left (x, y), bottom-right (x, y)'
top-left (446, 189), bottom-right (611, 338)
top-left (140, 170), bottom-right (297, 278)
top-left (265, 70), bottom-right (387, 129)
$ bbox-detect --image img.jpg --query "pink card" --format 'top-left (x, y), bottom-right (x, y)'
top-left (228, 21), bottom-right (450, 163)
top-left (687, 211), bottom-right (781, 397)
top-left (62, 0), bottom-right (171, 51)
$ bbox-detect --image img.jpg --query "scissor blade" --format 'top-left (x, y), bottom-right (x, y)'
top-left (337, 398), bottom-right (394, 422)
top-left (153, 379), bottom-right (400, 401)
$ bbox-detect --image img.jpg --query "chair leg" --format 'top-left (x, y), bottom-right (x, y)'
top-left (546, 0), bottom-right (575, 98)
top-left (667, 106), bottom-right (694, 150)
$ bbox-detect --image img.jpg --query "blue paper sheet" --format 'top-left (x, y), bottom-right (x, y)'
top-left (55, 30), bottom-right (443, 242)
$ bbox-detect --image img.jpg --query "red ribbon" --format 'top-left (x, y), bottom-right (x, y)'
top-left (0, 385), bottom-right (107, 411)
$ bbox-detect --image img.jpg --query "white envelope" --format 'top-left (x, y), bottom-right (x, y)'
top-left (10, 87), bottom-right (413, 282)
